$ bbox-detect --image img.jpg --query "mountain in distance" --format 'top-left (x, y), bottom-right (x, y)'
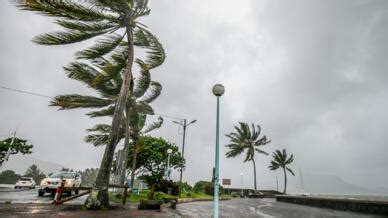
top-left (1, 154), bottom-right (64, 175)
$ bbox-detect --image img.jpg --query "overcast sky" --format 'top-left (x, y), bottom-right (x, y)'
top-left (1, 0), bottom-right (387, 190)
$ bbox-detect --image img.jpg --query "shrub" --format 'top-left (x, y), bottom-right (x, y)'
top-left (154, 179), bottom-right (180, 196)
top-left (193, 180), bottom-right (223, 195)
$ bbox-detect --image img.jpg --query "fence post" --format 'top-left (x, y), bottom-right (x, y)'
top-left (122, 184), bottom-right (128, 205)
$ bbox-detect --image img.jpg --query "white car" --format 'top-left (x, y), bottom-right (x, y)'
top-left (38, 171), bottom-right (82, 196)
top-left (15, 177), bottom-right (36, 189)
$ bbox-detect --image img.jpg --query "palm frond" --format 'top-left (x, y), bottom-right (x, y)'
top-left (139, 81), bottom-right (161, 104)
top-left (33, 29), bottom-right (109, 45)
top-left (55, 19), bottom-right (118, 32)
top-left (50, 94), bottom-right (112, 109)
top-left (142, 116), bottom-right (163, 134)
top-left (286, 167), bottom-right (295, 176)
top-left (133, 0), bottom-right (150, 18)
top-left (16, 0), bottom-right (118, 21)
top-left (133, 59), bottom-right (150, 98)
top-left (76, 33), bottom-right (124, 59)
top-left (86, 105), bottom-right (115, 117)
top-left (133, 29), bottom-right (165, 69)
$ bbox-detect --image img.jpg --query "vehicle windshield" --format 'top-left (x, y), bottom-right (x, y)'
top-left (19, 178), bottom-right (31, 181)
top-left (49, 172), bottom-right (75, 179)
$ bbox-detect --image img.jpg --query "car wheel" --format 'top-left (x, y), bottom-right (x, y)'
top-left (75, 189), bottom-right (79, 195)
top-left (38, 190), bottom-right (44, 197)
top-left (14, 186), bottom-right (18, 189)
top-left (66, 191), bottom-right (72, 196)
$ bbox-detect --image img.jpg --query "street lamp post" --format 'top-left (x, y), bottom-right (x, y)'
top-left (240, 173), bottom-right (244, 197)
top-left (212, 84), bottom-right (225, 218)
top-left (166, 148), bottom-right (173, 180)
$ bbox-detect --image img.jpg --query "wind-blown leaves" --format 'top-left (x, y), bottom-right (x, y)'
top-left (225, 122), bottom-right (270, 162)
top-left (16, 0), bottom-right (118, 21)
top-left (33, 30), bottom-right (109, 45)
top-left (142, 116), bottom-right (163, 134)
top-left (133, 60), bottom-right (151, 98)
top-left (50, 95), bottom-right (112, 109)
top-left (140, 81), bottom-right (162, 104)
top-left (76, 34), bottom-right (124, 59)
top-left (55, 19), bottom-right (118, 33)
top-left (269, 149), bottom-right (295, 194)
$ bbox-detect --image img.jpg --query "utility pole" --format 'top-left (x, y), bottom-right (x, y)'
top-left (173, 118), bottom-right (196, 196)
top-left (180, 119), bottom-right (187, 184)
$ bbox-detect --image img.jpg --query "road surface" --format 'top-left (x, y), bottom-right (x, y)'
top-left (176, 198), bottom-right (381, 217)
top-left (0, 187), bottom-right (383, 217)
top-left (0, 187), bottom-right (87, 205)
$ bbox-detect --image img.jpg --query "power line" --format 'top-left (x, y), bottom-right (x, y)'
top-left (0, 86), bottom-right (52, 98)
top-left (0, 85), bottom-right (184, 121)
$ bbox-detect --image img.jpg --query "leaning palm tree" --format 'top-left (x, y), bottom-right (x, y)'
top-left (269, 149), bottom-right (295, 194)
top-left (17, 0), bottom-right (164, 206)
top-left (225, 122), bottom-right (270, 191)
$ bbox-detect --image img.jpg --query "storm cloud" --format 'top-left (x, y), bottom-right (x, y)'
top-left (1, 0), bottom-right (387, 191)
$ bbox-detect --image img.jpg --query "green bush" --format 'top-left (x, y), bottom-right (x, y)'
top-left (193, 180), bottom-right (223, 195)
top-left (155, 180), bottom-right (180, 196)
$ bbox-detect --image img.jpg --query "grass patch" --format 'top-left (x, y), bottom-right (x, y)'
top-left (109, 190), bottom-right (230, 203)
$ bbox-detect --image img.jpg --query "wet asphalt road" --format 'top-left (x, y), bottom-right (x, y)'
top-left (0, 188), bottom-right (383, 217)
top-left (0, 187), bottom-right (87, 205)
top-left (176, 198), bottom-right (381, 217)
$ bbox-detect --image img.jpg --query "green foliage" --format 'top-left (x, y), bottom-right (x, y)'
top-left (154, 180), bottom-right (180, 196)
top-left (176, 181), bottom-right (193, 193)
top-left (77, 168), bottom-right (99, 187)
top-left (269, 149), bottom-right (295, 194)
top-left (269, 149), bottom-right (295, 175)
top-left (225, 122), bottom-right (270, 162)
top-left (134, 136), bottom-right (184, 199)
top-left (193, 181), bottom-right (224, 195)
top-left (24, 164), bottom-right (46, 184)
top-left (0, 137), bottom-right (33, 164)
top-left (0, 170), bottom-right (21, 184)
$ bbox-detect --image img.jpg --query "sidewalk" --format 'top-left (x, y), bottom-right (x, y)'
top-left (0, 203), bottom-right (180, 217)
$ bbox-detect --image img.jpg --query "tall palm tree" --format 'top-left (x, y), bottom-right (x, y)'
top-left (269, 149), bottom-right (295, 194)
top-left (225, 122), bottom-right (270, 191)
top-left (17, 0), bottom-right (164, 206)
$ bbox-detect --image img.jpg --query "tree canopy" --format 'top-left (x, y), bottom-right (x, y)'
top-left (132, 136), bottom-right (184, 199)
top-left (24, 164), bottom-right (46, 184)
top-left (0, 137), bottom-right (33, 164)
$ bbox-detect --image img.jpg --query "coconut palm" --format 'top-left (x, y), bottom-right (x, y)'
top-left (269, 149), bottom-right (295, 194)
top-left (17, 0), bottom-right (164, 206)
top-left (225, 122), bottom-right (270, 191)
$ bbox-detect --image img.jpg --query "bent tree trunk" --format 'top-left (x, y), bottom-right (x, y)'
top-left (252, 158), bottom-right (257, 191)
top-left (94, 26), bottom-right (134, 208)
top-left (283, 167), bottom-right (287, 194)
top-left (119, 109), bottom-right (131, 185)
top-left (130, 137), bottom-right (138, 189)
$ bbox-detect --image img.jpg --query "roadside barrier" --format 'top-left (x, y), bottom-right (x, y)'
top-left (51, 183), bottom-right (129, 205)
top-left (52, 179), bottom-right (65, 204)
top-left (108, 184), bottom-right (129, 205)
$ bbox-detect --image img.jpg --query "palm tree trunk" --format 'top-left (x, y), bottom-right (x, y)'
top-left (94, 24), bottom-right (134, 207)
top-left (283, 167), bottom-right (287, 194)
top-left (119, 109), bottom-right (131, 185)
top-left (252, 158), bottom-right (257, 191)
top-left (130, 137), bottom-right (138, 190)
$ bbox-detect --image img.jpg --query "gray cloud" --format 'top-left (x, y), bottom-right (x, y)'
top-left (1, 0), bottom-right (387, 191)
